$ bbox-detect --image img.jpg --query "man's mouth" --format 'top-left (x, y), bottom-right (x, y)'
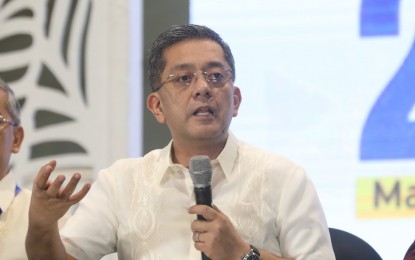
top-left (194, 107), bottom-right (214, 116)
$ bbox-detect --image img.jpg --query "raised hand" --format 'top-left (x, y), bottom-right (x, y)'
top-left (26, 160), bottom-right (91, 260)
top-left (29, 160), bottom-right (91, 229)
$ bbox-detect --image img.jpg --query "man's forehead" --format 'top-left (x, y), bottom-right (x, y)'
top-left (163, 41), bottom-right (226, 67)
top-left (164, 39), bottom-right (223, 56)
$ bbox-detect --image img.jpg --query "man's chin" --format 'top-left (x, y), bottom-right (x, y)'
top-left (191, 127), bottom-right (227, 140)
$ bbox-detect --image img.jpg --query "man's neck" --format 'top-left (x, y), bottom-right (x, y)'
top-left (171, 138), bottom-right (227, 167)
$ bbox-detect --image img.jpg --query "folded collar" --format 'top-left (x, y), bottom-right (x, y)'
top-left (156, 132), bottom-right (238, 185)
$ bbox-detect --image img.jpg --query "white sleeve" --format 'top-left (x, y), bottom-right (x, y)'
top-left (61, 168), bottom-right (118, 260)
top-left (277, 167), bottom-right (336, 260)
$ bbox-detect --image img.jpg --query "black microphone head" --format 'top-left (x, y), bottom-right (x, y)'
top-left (189, 155), bottom-right (212, 188)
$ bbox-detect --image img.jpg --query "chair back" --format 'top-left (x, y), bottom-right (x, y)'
top-left (329, 227), bottom-right (382, 260)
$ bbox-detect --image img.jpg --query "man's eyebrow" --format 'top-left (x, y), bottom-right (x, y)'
top-left (205, 61), bottom-right (226, 69)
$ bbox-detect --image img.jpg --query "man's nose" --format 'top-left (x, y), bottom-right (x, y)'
top-left (193, 72), bottom-right (212, 97)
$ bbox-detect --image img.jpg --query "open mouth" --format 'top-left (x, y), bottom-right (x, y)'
top-left (193, 106), bottom-right (214, 116)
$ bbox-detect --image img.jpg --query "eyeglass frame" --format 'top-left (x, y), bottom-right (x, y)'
top-left (155, 69), bottom-right (233, 92)
top-left (0, 114), bottom-right (18, 129)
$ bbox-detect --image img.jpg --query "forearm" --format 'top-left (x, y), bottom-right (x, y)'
top-left (26, 223), bottom-right (68, 260)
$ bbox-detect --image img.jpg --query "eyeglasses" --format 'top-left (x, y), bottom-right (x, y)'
top-left (0, 114), bottom-right (18, 130)
top-left (156, 68), bottom-right (233, 91)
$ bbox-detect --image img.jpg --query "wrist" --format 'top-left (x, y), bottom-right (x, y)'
top-left (241, 244), bottom-right (261, 260)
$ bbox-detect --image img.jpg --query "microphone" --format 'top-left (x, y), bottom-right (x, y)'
top-left (189, 155), bottom-right (212, 260)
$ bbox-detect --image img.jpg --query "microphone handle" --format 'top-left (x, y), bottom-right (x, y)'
top-left (194, 186), bottom-right (212, 220)
top-left (194, 186), bottom-right (212, 260)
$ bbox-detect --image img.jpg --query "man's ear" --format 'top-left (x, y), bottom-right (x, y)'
top-left (12, 126), bottom-right (24, 153)
top-left (147, 92), bottom-right (166, 123)
top-left (232, 86), bottom-right (242, 117)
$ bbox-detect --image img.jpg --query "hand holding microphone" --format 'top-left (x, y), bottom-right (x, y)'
top-left (188, 155), bottom-right (257, 260)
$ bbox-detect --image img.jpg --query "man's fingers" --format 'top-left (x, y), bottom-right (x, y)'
top-left (34, 160), bottom-right (57, 190)
top-left (211, 203), bottom-right (223, 214)
top-left (188, 205), bottom-right (218, 221)
top-left (58, 173), bottom-right (82, 199)
top-left (67, 183), bottom-right (91, 204)
top-left (34, 160), bottom-right (90, 204)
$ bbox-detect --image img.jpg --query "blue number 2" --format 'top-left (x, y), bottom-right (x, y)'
top-left (360, 0), bottom-right (415, 160)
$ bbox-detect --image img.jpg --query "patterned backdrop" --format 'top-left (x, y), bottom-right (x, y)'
top-left (0, 0), bottom-right (137, 189)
